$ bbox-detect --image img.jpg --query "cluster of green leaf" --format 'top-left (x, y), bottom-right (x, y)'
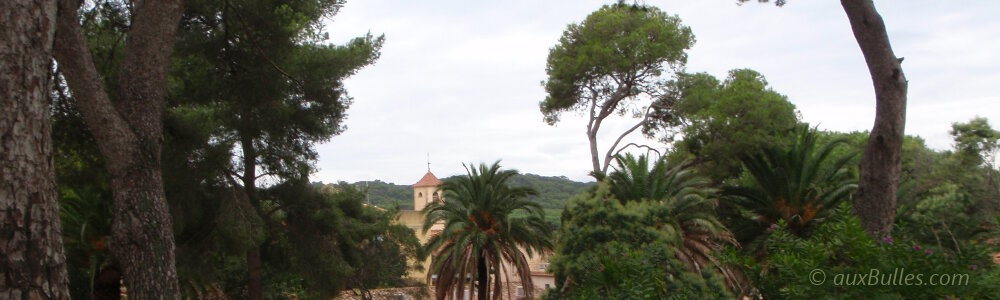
top-left (728, 204), bottom-right (1000, 299)
top-left (657, 69), bottom-right (800, 182)
top-left (253, 181), bottom-right (422, 299)
top-left (544, 242), bottom-right (730, 300)
top-left (540, 2), bottom-right (693, 125)
top-left (547, 183), bottom-right (731, 299)
top-left (950, 117), bottom-right (1000, 169)
top-left (891, 121), bottom-right (1000, 259)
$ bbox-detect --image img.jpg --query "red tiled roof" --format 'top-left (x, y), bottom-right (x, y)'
top-left (413, 171), bottom-right (443, 187)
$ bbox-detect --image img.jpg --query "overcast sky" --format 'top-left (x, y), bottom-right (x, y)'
top-left (310, 0), bottom-right (1000, 185)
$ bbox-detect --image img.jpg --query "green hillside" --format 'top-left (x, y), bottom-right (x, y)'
top-left (504, 174), bottom-right (594, 225)
top-left (321, 174), bottom-right (594, 225)
top-left (346, 180), bottom-right (415, 210)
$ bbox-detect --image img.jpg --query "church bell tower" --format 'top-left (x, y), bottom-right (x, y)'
top-left (413, 164), bottom-right (443, 211)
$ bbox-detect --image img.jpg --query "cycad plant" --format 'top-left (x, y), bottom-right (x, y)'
top-left (724, 126), bottom-right (858, 241)
top-left (605, 154), bottom-right (741, 292)
top-left (606, 153), bottom-right (703, 205)
top-left (422, 161), bottom-right (553, 300)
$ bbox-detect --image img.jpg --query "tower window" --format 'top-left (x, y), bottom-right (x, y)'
top-left (432, 192), bottom-right (440, 202)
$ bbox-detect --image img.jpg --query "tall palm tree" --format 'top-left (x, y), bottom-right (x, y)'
top-left (605, 154), bottom-right (741, 292)
top-left (724, 126), bottom-right (858, 241)
top-left (422, 161), bottom-right (553, 300)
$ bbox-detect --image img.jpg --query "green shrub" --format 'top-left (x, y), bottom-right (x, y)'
top-left (739, 205), bottom-right (1000, 299)
top-left (545, 242), bottom-right (730, 300)
top-left (546, 184), bottom-right (731, 299)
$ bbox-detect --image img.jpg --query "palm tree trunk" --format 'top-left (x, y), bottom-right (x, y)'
top-left (477, 254), bottom-right (488, 300)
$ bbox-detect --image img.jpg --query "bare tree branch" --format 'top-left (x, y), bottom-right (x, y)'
top-left (612, 142), bottom-right (663, 159)
top-left (601, 105), bottom-right (655, 174)
top-left (254, 172), bottom-right (278, 180)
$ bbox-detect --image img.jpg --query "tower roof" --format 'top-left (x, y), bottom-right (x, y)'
top-left (413, 171), bottom-right (443, 188)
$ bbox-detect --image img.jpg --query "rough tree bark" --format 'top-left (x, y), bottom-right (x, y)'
top-left (52, 0), bottom-right (185, 297)
top-left (841, 0), bottom-right (907, 235)
top-left (0, 0), bottom-right (71, 298)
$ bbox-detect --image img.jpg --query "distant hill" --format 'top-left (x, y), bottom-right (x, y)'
top-left (503, 173), bottom-right (595, 225)
top-left (318, 174), bottom-right (594, 225)
top-left (347, 180), bottom-right (416, 210)
top-left (504, 174), bottom-right (594, 210)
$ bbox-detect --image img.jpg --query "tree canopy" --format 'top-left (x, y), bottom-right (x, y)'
top-left (541, 2), bottom-right (695, 176)
top-left (171, 1), bottom-right (383, 297)
top-left (950, 117), bottom-right (1000, 169)
top-left (655, 69), bottom-right (799, 182)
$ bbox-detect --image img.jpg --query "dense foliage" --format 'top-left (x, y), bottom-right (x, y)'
top-left (548, 183), bottom-right (732, 299)
top-left (172, 0), bottom-right (383, 298)
top-left (655, 69), bottom-right (799, 182)
top-left (261, 182), bottom-right (421, 299)
top-left (731, 205), bottom-right (1000, 299)
top-left (604, 154), bottom-right (739, 288)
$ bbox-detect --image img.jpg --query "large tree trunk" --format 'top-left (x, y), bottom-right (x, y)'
top-left (0, 0), bottom-right (71, 298)
top-left (52, 0), bottom-right (185, 298)
top-left (841, 0), bottom-right (907, 235)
